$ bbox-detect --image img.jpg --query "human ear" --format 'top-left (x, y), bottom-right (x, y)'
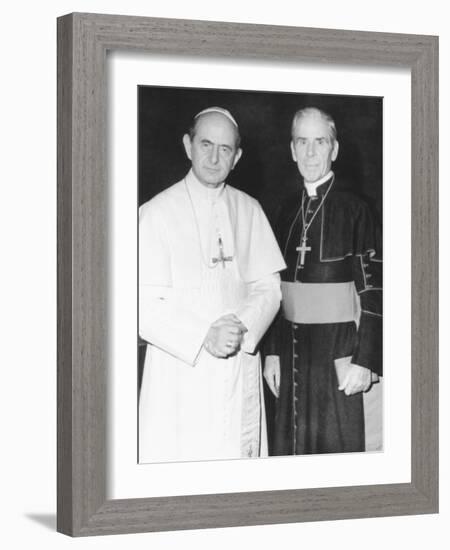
top-left (231, 148), bottom-right (243, 169)
top-left (331, 140), bottom-right (339, 162)
top-left (290, 141), bottom-right (297, 162)
top-left (182, 134), bottom-right (192, 160)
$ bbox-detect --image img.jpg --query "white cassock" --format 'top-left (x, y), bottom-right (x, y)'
top-left (139, 169), bottom-right (286, 463)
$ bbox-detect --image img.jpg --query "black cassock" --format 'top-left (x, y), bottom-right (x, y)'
top-left (266, 174), bottom-right (382, 455)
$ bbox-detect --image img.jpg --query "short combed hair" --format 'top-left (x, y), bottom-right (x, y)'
top-left (291, 107), bottom-right (337, 144)
top-left (188, 111), bottom-right (242, 149)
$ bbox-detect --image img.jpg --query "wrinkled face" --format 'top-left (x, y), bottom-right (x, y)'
top-left (290, 113), bottom-right (339, 183)
top-left (183, 113), bottom-right (242, 187)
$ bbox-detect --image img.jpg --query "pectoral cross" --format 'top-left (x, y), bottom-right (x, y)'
top-left (212, 236), bottom-right (233, 268)
top-left (296, 235), bottom-right (311, 267)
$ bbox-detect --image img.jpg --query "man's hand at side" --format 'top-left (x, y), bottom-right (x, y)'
top-left (264, 355), bottom-right (280, 398)
top-left (338, 363), bottom-right (372, 396)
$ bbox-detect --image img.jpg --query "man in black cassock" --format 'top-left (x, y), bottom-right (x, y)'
top-left (264, 107), bottom-right (382, 455)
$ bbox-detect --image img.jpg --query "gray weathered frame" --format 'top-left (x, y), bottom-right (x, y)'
top-left (57, 12), bottom-right (438, 537)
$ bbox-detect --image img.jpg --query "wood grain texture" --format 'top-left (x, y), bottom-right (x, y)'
top-left (410, 36), bottom-right (439, 506)
top-left (57, 13), bottom-right (74, 535)
top-left (57, 12), bottom-right (439, 537)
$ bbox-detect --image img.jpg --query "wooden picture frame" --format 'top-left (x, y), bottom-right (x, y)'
top-left (57, 12), bottom-right (438, 536)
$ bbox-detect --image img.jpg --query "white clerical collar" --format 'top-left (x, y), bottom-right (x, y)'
top-left (304, 171), bottom-right (334, 197)
top-left (186, 168), bottom-right (226, 202)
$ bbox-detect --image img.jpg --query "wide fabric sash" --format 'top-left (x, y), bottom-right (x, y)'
top-left (281, 281), bottom-right (360, 324)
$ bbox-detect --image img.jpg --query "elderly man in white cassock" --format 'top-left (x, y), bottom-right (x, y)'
top-left (139, 107), bottom-right (286, 463)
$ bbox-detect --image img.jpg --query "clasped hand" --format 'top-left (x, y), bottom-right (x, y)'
top-left (204, 314), bottom-right (247, 358)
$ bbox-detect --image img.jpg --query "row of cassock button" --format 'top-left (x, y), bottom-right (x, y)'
top-left (292, 324), bottom-right (300, 446)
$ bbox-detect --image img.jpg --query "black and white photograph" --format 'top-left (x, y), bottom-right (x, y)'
top-left (2, 0), bottom-right (444, 545)
top-left (138, 86), bottom-right (383, 464)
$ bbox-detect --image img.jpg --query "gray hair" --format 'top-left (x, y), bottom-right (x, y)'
top-left (291, 107), bottom-right (337, 144)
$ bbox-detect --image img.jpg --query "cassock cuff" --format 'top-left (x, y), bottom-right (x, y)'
top-left (184, 318), bottom-right (213, 366)
top-left (235, 307), bottom-right (257, 354)
top-left (351, 312), bottom-right (383, 376)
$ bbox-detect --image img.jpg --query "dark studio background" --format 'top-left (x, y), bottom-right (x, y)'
top-left (138, 85), bottom-right (383, 448)
top-left (138, 85), bottom-right (382, 218)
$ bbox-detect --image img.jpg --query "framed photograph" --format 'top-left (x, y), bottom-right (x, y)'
top-left (136, 86), bottom-right (383, 466)
top-left (57, 12), bottom-right (438, 536)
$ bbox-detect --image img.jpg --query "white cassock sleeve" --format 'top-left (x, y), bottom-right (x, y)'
top-left (235, 273), bottom-right (282, 354)
top-left (139, 285), bottom-right (211, 366)
top-left (139, 202), bottom-right (211, 366)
